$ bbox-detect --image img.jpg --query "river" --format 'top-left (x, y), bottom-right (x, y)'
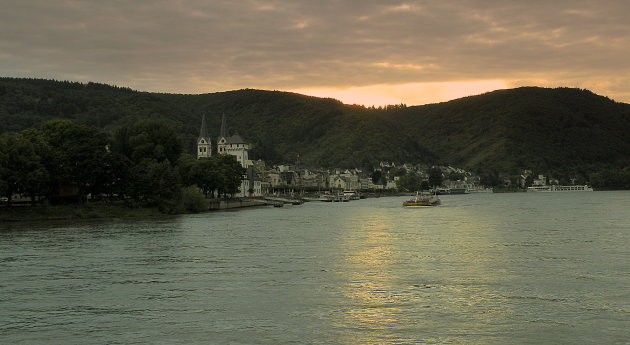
top-left (1, 192), bottom-right (629, 344)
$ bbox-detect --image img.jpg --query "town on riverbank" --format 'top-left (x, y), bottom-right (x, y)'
top-left (0, 114), bottom-right (616, 221)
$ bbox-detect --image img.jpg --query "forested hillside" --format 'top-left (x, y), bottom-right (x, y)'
top-left (2, 78), bottom-right (630, 176)
top-left (0, 78), bottom-right (434, 168)
top-left (392, 87), bottom-right (630, 175)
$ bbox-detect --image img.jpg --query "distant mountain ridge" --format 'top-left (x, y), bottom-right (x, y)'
top-left (2, 77), bottom-right (630, 176)
top-left (395, 87), bottom-right (630, 174)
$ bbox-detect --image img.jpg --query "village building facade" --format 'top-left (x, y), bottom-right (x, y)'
top-left (197, 114), bottom-right (262, 197)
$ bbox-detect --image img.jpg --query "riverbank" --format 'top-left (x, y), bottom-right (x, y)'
top-left (0, 198), bottom-right (273, 222)
top-left (0, 203), bottom-right (166, 222)
top-left (0, 193), bottom-right (406, 222)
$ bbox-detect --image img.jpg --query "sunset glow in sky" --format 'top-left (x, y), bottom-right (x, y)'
top-left (2, 1), bottom-right (630, 106)
top-left (294, 80), bottom-right (509, 106)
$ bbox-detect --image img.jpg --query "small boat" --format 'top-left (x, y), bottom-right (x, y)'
top-left (403, 191), bottom-right (441, 207)
top-left (316, 194), bottom-right (335, 202)
top-left (342, 190), bottom-right (360, 200)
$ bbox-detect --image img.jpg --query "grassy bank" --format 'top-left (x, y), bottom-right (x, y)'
top-left (0, 203), bottom-right (165, 222)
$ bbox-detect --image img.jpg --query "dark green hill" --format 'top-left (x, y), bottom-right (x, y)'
top-left (393, 87), bottom-right (630, 174)
top-left (0, 77), bottom-right (433, 167)
top-left (2, 78), bottom-right (630, 174)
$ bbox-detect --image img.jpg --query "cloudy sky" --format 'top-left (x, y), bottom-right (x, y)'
top-left (2, 0), bottom-right (629, 105)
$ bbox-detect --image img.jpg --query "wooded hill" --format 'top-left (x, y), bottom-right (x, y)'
top-left (2, 77), bottom-right (630, 176)
top-left (394, 87), bottom-right (630, 175)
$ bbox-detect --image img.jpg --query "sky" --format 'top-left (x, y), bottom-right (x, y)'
top-left (2, 0), bottom-right (629, 106)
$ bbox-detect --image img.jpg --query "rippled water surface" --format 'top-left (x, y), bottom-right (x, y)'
top-left (1, 192), bottom-right (630, 344)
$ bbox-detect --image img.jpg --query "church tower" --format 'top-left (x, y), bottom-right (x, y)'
top-left (197, 114), bottom-right (211, 159)
top-left (216, 113), bottom-right (229, 154)
top-left (213, 113), bottom-right (257, 197)
top-left (216, 113), bottom-right (249, 168)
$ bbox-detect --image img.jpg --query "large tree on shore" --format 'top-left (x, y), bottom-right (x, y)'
top-left (189, 158), bottom-right (220, 198)
top-left (397, 173), bottom-right (421, 192)
top-left (0, 133), bottom-right (48, 206)
top-left (111, 120), bottom-right (183, 204)
top-left (216, 154), bottom-right (246, 197)
top-left (112, 120), bottom-right (181, 165)
top-left (179, 154), bottom-right (245, 198)
top-left (147, 159), bottom-right (182, 213)
top-left (40, 120), bottom-right (111, 202)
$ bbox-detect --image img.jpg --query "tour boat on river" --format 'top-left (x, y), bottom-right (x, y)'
top-left (402, 191), bottom-right (441, 207)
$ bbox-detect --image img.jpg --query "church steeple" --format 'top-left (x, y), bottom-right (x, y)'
top-left (197, 114), bottom-right (211, 159)
top-left (199, 113), bottom-right (209, 139)
top-left (219, 113), bottom-right (229, 138)
top-left (217, 113), bottom-right (230, 154)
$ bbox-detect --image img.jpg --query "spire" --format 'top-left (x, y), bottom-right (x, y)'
top-left (199, 114), bottom-right (209, 139)
top-left (219, 113), bottom-right (229, 139)
top-left (197, 114), bottom-right (211, 158)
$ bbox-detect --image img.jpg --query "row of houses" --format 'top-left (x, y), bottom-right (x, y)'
top-left (197, 115), bottom-right (401, 197)
top-left (252, 164), bottom-right (386, 195)
top-left (196, 115), bottom-right (483, 197)
top-left (256, 163), bottom-right (484, 195)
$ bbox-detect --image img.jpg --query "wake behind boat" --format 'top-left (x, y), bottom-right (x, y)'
top-left (402, 191), bottom-right (441, 207)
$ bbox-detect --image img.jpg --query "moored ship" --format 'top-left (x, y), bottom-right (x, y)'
top-left (527, 184), bottom-right (594, 192)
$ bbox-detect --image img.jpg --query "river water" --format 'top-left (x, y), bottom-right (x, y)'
top-left (1, 192), bottom-right (629, 344)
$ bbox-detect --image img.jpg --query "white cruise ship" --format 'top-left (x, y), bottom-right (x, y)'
top-left (527, 184), bottom-right (594, 192)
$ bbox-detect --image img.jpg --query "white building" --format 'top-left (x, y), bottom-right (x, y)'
top-left (533, 174), bottom-right (546, 186)
top-left (219, 134), bottom-right (249, 168)
top-left (216, 114), bottom-right (249, 168)
top-left (211, 114), bottom-right (260, 197)
top-left (329, 170), bottom-right (360, 190)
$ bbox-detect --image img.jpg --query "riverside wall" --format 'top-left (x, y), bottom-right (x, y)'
top-left (208, 199), bottom-right (266, 210)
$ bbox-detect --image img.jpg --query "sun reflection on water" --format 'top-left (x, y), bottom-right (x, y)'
top-left (333, 210), bottom-right (408, 344)
top-left (330, 199), bottom-right (519, 344)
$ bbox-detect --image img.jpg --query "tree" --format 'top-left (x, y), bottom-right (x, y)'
top-left (189, 158), bottom-right (220, 198)
top-left (216, 154), bottom-right (246, 197)
top-left (19, 128), bottom-right (52, 203)
top-left (397, 173), bottom-right (421, 192)
top-left (40, 120), bottom-right (111, 203)
top-left (112, 120), bottom-right (182, 165)
top-left (0, 133), bottom-right (48, 206)
top-left (103, 152), bottom-right (133, 201)
top-left (590, 169), bottom-right (630, 190)
top-left (428, 167), bottom-right (444, 188)
top-left (179, 154), bottom-right (246, 198)
top-left (371, 170), bottom-right (383, 185)
top-left (177, 154), bottom-right (197, 187)
top-left (109, 120), bottom-right (185, 207)
top-left (390, 167), bottom-right (407, 177)
top-left (479, 169), bottom-right (501, 187)
top-left (147, 159), bottom-right (182, 213)
top-left (0, 135), bottom-right (9, 201)
top-left (182, 185), bottom-right (209, 213)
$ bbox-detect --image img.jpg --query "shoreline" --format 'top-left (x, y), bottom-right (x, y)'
top-left (0, 194), bottom-right (406, 223)
top-left (0, 203), bottom-right (167, 223)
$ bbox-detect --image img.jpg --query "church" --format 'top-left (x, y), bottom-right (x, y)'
top-left (197, 114), bottom-right (262, 197)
